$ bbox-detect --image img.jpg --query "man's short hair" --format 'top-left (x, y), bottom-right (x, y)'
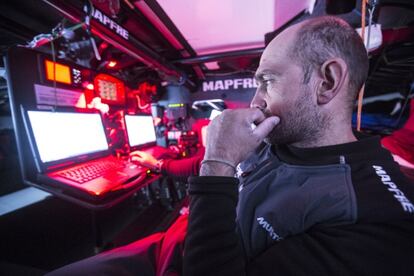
top-left (290, 16), bottom-right (369, 108)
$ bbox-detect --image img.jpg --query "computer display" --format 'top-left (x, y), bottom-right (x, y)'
top-left (124, 115), bottom-right (157, 148)
top-left (27, 111), bottom-right (109, 163)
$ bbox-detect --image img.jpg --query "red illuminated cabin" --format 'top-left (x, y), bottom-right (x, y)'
top-left (0, 0), bottom-right (413, 274)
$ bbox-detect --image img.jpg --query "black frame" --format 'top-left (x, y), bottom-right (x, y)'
top-left (20, 106), bottom-right (110, 173)
top-left (124, 113), bottom-right (157, 150)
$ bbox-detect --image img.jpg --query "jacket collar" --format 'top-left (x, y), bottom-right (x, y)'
top-left (273, 134), bottom-right (393, 166)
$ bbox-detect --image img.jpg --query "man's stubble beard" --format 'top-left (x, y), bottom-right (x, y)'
top-left (264, 85), bottom-right (330, 146)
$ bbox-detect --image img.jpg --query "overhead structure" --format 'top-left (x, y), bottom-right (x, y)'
top-left (42, 0), bottom-right (184, 81)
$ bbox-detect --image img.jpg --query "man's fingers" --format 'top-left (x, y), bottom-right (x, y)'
top-left (253, 116), bottom-right (280, 139)
top-left (130, 151), bottom-right (145, 157)
top-left (131, 155), bottom-right (144, 162)
top-left (248, 108), bottom-right (267, 124)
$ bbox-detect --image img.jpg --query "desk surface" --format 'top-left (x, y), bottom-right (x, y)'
top-left (0, 187), bottom-right (51, 216)
top-left (25, 174), bottom-right (161, 210)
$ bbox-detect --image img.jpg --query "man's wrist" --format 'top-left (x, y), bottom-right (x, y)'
top-left (200, 162), bottom-right (235, 177)
top-left (150, 159), bottom-right (163, 173)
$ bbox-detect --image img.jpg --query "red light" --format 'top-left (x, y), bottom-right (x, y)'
top-left (94, 74), bottom-right (125, 105)
top-left (86, 83), bottom-right (94, 90)
top-left (100, 42), bottom-right (108, 50)
top-left (138, 82), bottom-right (157, 94)
top-left (107, 60), bottom-right (117, 68)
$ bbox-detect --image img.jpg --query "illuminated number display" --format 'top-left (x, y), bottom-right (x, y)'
top-left (98, 79), bottom-right (117, 101)
top-left (94, 74), bottom-right (125, 105)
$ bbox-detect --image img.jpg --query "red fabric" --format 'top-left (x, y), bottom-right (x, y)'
top-left (162, 149), bottom-right (204, 177)
top-left (47, 214), bottom-right (188, 276)
top-left (382, 129), bottom-right (414, 164)
top-left (381, 100), bottom-right (414, 164)
top-left (156, 214), bottom-right (188, 276)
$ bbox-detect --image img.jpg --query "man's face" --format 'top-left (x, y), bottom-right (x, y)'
top-left (251, 25), bottom-right (328, 145)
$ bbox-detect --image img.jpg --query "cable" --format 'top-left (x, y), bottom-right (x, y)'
top-left (83, 0), bottom-right (101, 61)
top-left (26, 21), bottom-right (84, 49)
top-left (136, 94), bottom-right (149, 110)
top-left (357, 0), bottom-right (377, 131)
top-left (366, 1), bottom-right (378, 51)
top-left (357, 0), bottom-right (368, 131)
top-left (50, 38), bottom-right (58, 112)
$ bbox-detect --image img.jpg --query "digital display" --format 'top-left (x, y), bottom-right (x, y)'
top-left (44, 60), bottom-right (72, 85)
top-left (124, 115), bottom-right (157, 147)
top-left (72, 68), bottom-right (82, 84)
top-left (97, 79), bottom-right (117, 101)
top-left (167, 130), bottom-right (181, 140)
top-left (94, 74), bottom-right (125, 105)
top-left (27, 111), bottom-right (108, 163)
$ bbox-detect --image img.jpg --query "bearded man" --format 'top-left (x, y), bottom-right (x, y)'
top-left (184, 16), bottom-right (414, 275)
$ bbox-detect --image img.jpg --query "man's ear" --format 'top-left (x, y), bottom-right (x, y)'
top-left (316, 58), bottom-right (348, 105)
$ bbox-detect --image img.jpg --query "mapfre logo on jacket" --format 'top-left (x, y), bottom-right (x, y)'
top-left (373, 165), bottom-right (414, 213)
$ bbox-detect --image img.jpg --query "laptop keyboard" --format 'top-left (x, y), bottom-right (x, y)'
top-left (56, 159), bottom-right (126, 184)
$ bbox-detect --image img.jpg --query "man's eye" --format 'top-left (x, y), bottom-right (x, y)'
top-left (262, 79), bottom-right (273, 86)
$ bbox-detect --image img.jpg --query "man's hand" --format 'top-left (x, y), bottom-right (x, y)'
top-left (130, 150), bottom-right (158, 169)
top-left (201, 108), bottom-right (279, 176)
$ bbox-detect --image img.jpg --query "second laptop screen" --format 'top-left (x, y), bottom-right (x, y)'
top-left (125, 115), bottom-right (157, 147)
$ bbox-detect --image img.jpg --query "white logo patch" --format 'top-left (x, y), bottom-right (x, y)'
top-left (257, 217), bottom-right (282, 241)
top-left (373, 165), bottom-right (414, 213)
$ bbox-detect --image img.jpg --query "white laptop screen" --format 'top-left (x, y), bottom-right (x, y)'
top-left (125, 115), bottom-right (157, 147)
top-left (27, 111), bottom-right (109, 163)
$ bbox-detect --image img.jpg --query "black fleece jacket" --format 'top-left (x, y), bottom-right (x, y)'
top-left (183, 136), bottom-right (414, 276)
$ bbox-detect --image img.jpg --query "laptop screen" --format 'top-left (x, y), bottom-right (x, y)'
top-left (27, 111), bottom-right (109, 163)
top-left (124, 115), bottom-right (157, 148)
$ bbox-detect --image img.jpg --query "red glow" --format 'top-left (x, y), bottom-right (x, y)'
top-left (86, 83), bottom-right (94, 90)
top-left (138, 82), bottom-right (157, 94)
top-left (94, 74), bottom-right (125, 105)
top-left (108, 60), bottom-right (117, 68)
top-left (100, 42), bottom-right (109, 50)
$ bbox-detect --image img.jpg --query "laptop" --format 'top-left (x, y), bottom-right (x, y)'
top-left (124, 114), bottom-right (177, 159)
top-left (22, 108), bottom-right (147, 199)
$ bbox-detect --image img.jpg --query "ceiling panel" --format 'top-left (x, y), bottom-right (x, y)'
top-left (157, 0), bottom-right (311, 55)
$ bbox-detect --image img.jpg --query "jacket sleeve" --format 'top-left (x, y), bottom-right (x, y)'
top-left (161, 149), bottom-right (204, 178)
top-left (183, 176), bottom-right (414, 276)
top-left (183, 176), bottom-right (245, 276)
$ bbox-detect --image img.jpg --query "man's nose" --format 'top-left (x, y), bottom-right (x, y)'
top-left (250, 90), bottom-right (266, 109)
